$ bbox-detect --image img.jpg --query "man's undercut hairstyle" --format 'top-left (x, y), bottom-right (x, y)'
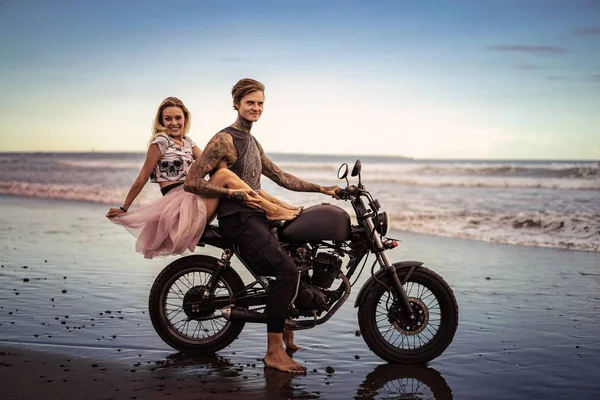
top-left (232, 78), bottom-right (265, 110)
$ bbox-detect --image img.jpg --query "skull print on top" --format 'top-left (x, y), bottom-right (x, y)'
top-left (150, 134), bottom-right (197, 183)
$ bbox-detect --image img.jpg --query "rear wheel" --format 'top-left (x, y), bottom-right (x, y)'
top-left (148, 255), bottom-right (245, 354)
top-left (358, 266), bottom-right (458, 364)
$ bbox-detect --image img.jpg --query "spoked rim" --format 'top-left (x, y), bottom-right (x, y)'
top-left (375, 281), bottom-right (442, 351)
top-left (382, 376), bottom-right (435, 399)
top-left (160, 267), bottom-right (234, 344)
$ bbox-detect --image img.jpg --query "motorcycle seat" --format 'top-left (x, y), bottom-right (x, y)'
top-left (198, 222), bottom-right (282, 248)
top-left (198, 225), bottom-right (228, 248)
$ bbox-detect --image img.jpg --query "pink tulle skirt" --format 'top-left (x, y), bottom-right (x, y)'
top-left (111, 185), bottom-right (208, 259)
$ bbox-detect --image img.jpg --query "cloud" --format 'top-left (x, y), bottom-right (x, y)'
top-left (516, 64), bottom-right (541, 70)
top-left (488, 45), bottom-right (566, 54)
top-left (573, 28), bottom-right (600, 35)
top-left (218, 57), bottom-right (246, 63)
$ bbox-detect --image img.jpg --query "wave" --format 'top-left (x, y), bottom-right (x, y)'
top-left (2, 182), bottom-right (598, 252)
top-left (0, 182), bottom-right (160, 205)
top-left (387, 210), bottom-right (600, 252)
top-left (408, 163), bottom-right (600, 179)
top-left (276, 160), bottom-right (600, 179)
top-left (365, 175), bottom-right (600, 190)
top-left (56, 160), bottom-right (143, 170)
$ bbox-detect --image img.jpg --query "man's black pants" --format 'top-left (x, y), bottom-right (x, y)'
top-left (218, 212), bottom-right (298, 333)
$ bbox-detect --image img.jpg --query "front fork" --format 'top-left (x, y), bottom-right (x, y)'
top-left (365, 216), bottom-right (416, 321)
top-left (377, 251), bottom-right (416, 321)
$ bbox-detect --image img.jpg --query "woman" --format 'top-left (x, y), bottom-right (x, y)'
top-left (106, 97), bottom-right (300, 259)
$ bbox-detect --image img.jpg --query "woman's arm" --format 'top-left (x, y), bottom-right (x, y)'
top-left (106, 144), bottom-right (162, 218)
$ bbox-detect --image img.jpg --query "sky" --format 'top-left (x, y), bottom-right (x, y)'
top-left (0, 0), bottom-right (599, 159)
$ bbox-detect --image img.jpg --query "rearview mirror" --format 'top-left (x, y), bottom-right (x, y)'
top-left (337, 163), bottom-right (349, 180)
top-left (351, 159), bottom-right (362, 177)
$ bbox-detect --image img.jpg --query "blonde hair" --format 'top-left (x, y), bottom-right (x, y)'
top-left (148, 97), bottom-right (191, 145)
top-left (232, 78), bottom-right (265, 110)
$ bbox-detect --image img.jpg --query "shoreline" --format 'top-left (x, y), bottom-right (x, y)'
top-left (0, 193), bottom-right (598, 254)
top-left (1, 193), bottom-right (600, 399)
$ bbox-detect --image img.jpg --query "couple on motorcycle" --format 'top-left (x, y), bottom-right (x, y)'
top-left (109, 78), bottom-right (340, 373)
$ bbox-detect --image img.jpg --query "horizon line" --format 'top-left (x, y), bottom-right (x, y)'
top-left (0, 150), bottom-right (597, 163)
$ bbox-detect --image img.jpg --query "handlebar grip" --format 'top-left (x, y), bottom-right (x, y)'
top-left (335, 188), bottom-right (345, 198)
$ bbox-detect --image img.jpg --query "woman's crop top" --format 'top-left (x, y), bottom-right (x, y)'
top-left (150, 134), bottom-right (197, 183)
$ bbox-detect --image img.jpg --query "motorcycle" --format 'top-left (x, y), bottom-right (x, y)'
top-left (148, 159), bottom-right (459, 365)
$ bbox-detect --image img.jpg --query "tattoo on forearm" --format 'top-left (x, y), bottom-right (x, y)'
top-left (184, 132), bottom-right (236, 198)
top-left (230, 191), bottom-right (248, 206)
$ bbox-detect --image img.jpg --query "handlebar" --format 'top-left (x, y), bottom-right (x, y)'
top-left (335, 185), bottom-right (359, 200)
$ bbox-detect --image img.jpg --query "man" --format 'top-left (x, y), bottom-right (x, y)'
top-left (184, 78), bottom-right (338, 373)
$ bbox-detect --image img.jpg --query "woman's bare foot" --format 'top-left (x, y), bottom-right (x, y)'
top-left (283, 328), bottom-right (301, 352)
top-left (265, 205), bottom-right (301, 221)
top-left (281, 202), bottom-right (303, 212)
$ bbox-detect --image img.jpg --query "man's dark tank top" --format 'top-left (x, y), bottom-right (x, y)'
top-left (217, 126), bottom-right (263, 218)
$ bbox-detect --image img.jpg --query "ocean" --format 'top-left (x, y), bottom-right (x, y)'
top-left (1, 152), bottom-right (598, 252)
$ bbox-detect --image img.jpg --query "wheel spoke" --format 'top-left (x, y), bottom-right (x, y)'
top-left (161, 268), bottom-right (234, 344)
top-left (373, 280), bottom-right (444, 351)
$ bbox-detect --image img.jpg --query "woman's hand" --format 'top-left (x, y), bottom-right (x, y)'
top-left (230, 189), bottom-right (262, 209)
top-left (106, 208), bottom-right (126, 218)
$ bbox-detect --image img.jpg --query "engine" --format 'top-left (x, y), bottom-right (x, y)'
top-left (290, 247), bottom-right (344, 316)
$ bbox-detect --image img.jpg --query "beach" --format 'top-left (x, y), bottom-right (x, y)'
top-left (1, 195), bottom-right (599, 399)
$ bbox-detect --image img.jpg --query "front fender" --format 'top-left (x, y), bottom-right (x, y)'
top-left (353, 261), bottom-right (424, 308)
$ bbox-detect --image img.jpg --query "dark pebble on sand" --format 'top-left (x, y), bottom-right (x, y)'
top-left (45, 260), bottom-right (47, 263)
top-left (326, 366), bottom-right (335, 373)
top-left (63, 276), bottom-right (67, 279)
top-left (22, 266), bottom-right (28, 269)
top-left (14, 292), bottom-right (19, 295)
top-left (354, 330), bottom-right (361, 336)
top-left (312, 368), bottom-right (317, 373)
top-left (354, 355), bottom-right (360, 359)
top-left (61, 290), bottom-right (67, 293)
top-left (486, 277), bottom-right (491, 280)
top-left (23, 278), bottom-right (29, 282)
top-left (51, 298), bottom-right (54, 301)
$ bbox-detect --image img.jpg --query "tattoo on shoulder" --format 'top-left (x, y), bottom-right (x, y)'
top-left (183, 132), bottom-right (236, 197)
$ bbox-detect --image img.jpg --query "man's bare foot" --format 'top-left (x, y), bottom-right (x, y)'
top-left (264, 348), bottom-right (306, 373)
top-left (283, 328), bottom-right (301, 352)
top-left (265, 332), bottom-right (305, 373)
top-left (265, 206), bottom-right (301, 221)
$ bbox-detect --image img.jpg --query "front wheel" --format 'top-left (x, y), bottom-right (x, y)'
top-left (148, 255), bottom-right (246, 354)
top-left (358, 266), bottom-right (458, 365)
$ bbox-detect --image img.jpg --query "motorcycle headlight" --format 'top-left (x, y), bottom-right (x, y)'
top-left (375, 211), bottom-right (389, 236)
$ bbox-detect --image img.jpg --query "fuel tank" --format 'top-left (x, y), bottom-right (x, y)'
top-left (278, 204), bottom-right (351, 244)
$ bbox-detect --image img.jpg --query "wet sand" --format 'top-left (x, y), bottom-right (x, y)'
top-left (1, 195), bottom-right (599, 399)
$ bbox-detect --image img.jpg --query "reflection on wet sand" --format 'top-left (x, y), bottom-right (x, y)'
top-left (157, 351), bottom-right (453, 399)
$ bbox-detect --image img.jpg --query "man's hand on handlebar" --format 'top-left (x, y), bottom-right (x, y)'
top-left (321, 185), bottom-right (341, 200)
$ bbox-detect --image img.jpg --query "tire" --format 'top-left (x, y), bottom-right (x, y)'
top-left (148, 255), bottom-right (246, 354)
top-left (358, 266), bottom-right (458, 365)
top-left (356, 364), bottom-right (452, 400)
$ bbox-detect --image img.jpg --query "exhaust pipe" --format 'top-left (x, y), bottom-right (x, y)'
top-left (221, 306), bottom-right (267, 324)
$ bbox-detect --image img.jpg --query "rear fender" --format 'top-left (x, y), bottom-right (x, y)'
top-left (353, 261), bottom-right (424, 308)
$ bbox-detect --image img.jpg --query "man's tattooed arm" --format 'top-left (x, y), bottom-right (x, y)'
top-left (184, 132), bottom-right (237, 199)
top-left (257, 140), bottom-right (338, 195)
